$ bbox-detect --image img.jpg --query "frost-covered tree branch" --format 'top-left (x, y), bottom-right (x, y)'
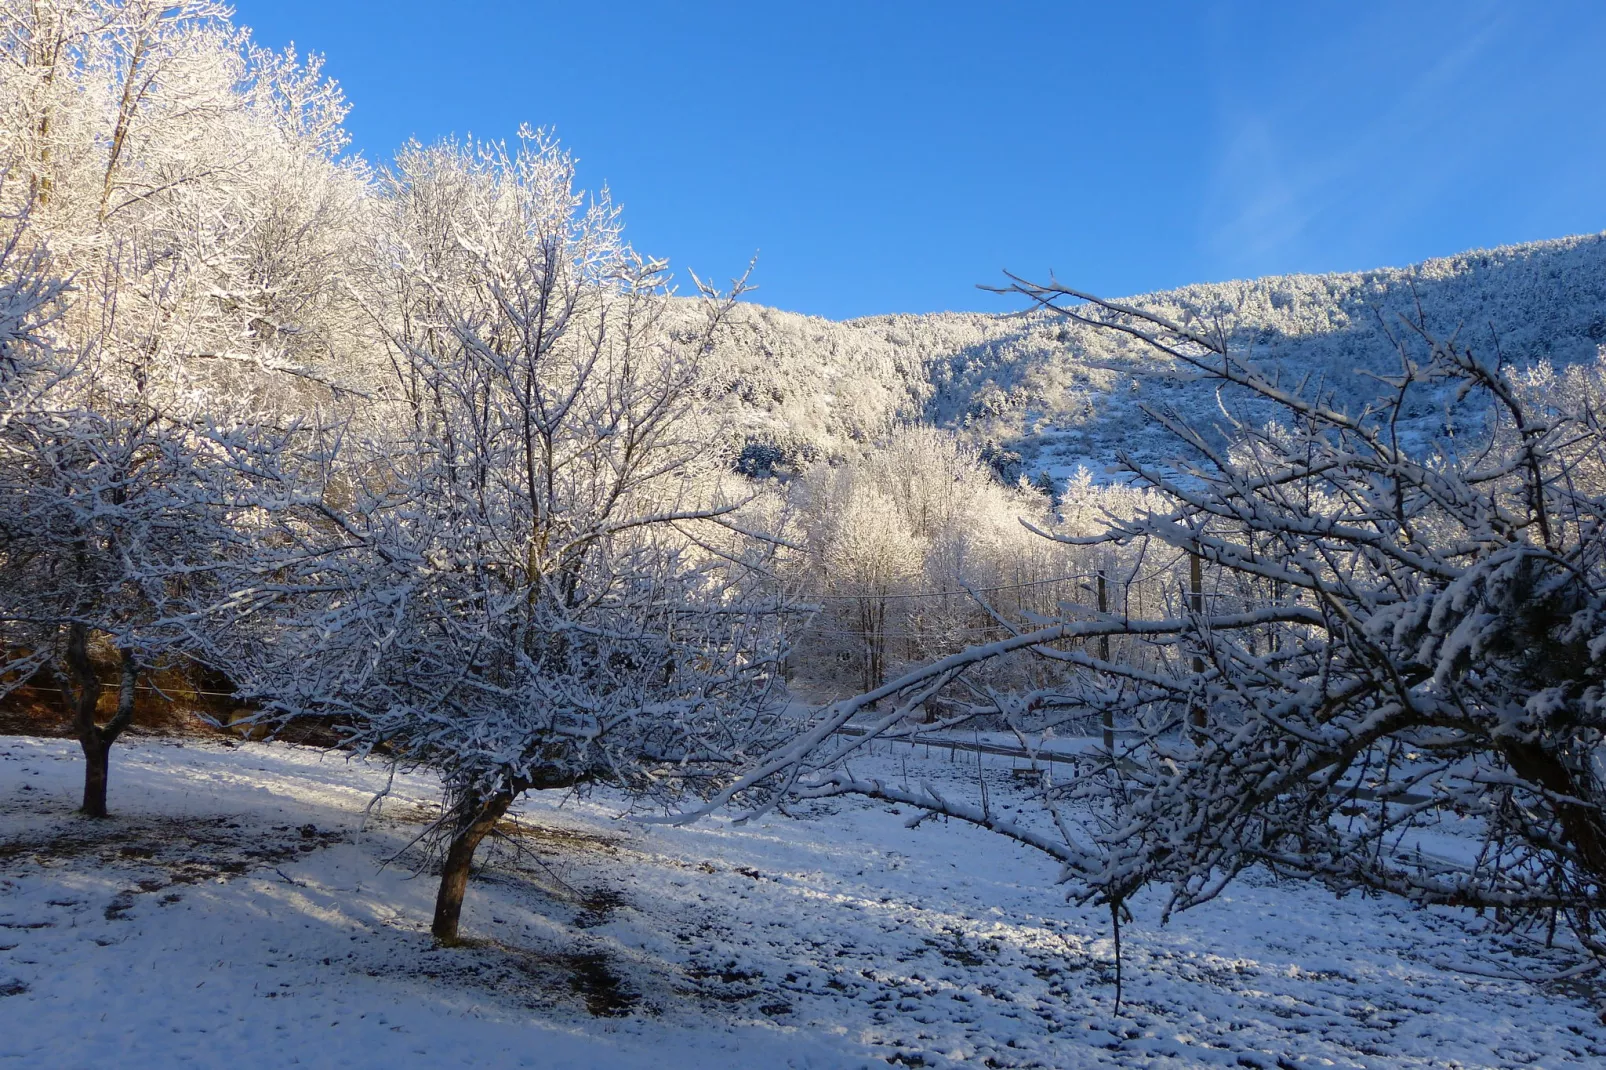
top-left (731, 273), bottom-right (1606, 961)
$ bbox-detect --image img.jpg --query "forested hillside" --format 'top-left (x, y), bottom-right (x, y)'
top-left (707, 232), bottom-right (1606, 480)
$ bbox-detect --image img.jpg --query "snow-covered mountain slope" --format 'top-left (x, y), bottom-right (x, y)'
top-left (705, 232), bottom-right (1606, 478)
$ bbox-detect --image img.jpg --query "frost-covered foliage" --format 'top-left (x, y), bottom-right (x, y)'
top-left (0, 217), bottom-right (304, 817)
top-left (248, 134), bottom-right (790, 801)
top-left (691, 234), bottom-right (1606, 485)
top-left (0, 0), bottom-right (368, 389)
top-left (10, 0), bottom-right (1606, 979)
top-left (0, 0), bottom-right (797, 939)
top-left (782, 426), bottom-right (1157, 698)
top-left (794, 427), bottom-right (1035, 692)
top-left (1015, 289), bottom-right (1606, 940)
top-left (225, 132), bottom-right (798, 942)
top-left (0, 222), bottom-right (60, 381)
top-left (0, 1), bottom-right (354, 816)
top-left (0, 3), bottom-right (797, 934)
top-left (735, 278), bottom-right (1606, 969)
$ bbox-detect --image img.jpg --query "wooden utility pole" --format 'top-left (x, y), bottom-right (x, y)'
top-left (1271, 577), bottom-right (1284, 653)
top-left (1189, 552), bottom-right (1206, 742)
top-left (1098, 568), bottom-right (1113, 752)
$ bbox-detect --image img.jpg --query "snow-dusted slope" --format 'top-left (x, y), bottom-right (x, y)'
top-left (4, 736), bottom-right (1603, 1068)
top-left (706, 232), bottom-right (1606, 477)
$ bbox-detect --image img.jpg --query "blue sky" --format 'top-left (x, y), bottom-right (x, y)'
top-left (232, 1), bottom-right (1606, 321)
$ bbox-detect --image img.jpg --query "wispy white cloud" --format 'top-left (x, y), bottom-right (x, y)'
top-left (1199, 2), bottom-right (1512, 275)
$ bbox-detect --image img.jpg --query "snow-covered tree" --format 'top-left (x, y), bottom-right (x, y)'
top-left (787, 426), bottom-right (1088, 698)
top-left (0, 0), bottom-right (363, 374)
top-left (1016, 284), bottom-right (1606, 950)
top-left (709, 277), bottom-right (1606, 965)
top-left (808, 471), bottom-right (922, 691)
top-left (239, 132), bottom-right (796, 944)
top-left (0, 211), bottom-right (304, 816)
top-left (0, 0), bottom-right (359, 815)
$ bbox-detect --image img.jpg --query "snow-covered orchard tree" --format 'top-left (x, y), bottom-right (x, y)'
top-left (709, 276), bottom-right (1606, 964)
top-left (0, 210), bottom-right (312, 816)
top-left (240, 132), bottom-right (798, 944)
top-left (0, 1), bottom-right (363, 815)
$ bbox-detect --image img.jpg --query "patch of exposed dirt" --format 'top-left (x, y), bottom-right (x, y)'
top-left (563, 950), bottom-right (640, 1017)
top-left (405, 938), bottom-right (643, 1018)
top-left (493, 818), bottom-right (623, 853)
top-left (0, 814), bottom-right (346, 917)
top-left (573, 886), bottom-right (626, 929)
top-left (367, 802), bottom-right (441, 827)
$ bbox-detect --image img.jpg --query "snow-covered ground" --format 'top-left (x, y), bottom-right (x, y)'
top-left (3, 735), bottom-right (1604, 1069)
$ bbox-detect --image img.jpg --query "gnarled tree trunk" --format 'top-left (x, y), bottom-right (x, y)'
top-left (59, 625), bottom-right (139, 818)
top-left (431, 789), bottom-right (516, 945)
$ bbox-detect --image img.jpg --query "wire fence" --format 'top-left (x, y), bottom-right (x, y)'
top-left (833, 723), bottom-right (1088, 769)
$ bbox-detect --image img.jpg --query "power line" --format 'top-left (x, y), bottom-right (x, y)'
top-left (811, 553), bottom-right (1208, 604)
top-left (12, 682), bottom-right (238, 699)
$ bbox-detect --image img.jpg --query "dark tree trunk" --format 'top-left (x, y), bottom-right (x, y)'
top-left (431, 790), bottom-right (516, 945)
top-left (59, 629), bottom-right (139, 819)
top-left (1500, 739), bottom-right (1606, 886)
top-left (79, 733), bottom-right (110, 817)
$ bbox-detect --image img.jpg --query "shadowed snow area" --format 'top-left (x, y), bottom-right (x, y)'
top-left (2, 735), bottom-right (1604, 1068)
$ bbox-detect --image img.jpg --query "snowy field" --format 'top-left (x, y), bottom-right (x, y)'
top-left (3, 735), bottom-right (1605, 1069)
